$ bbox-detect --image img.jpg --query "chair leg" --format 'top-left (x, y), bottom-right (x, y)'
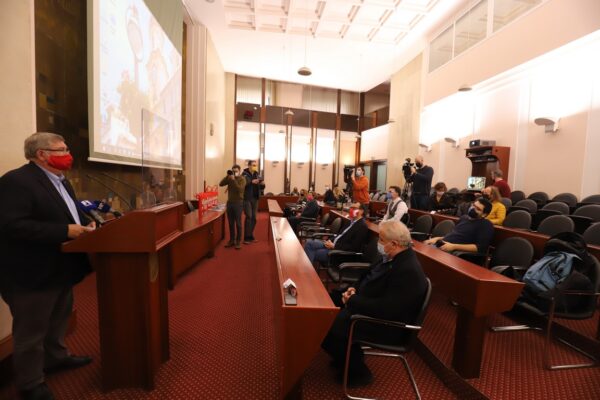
top-left (543, 301), bottom-right (598, 370)
top-left (344, 350), bottom-right (421, 400)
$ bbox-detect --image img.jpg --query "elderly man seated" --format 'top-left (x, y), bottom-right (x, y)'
top-left (303, 202), bottom-right (368, 266)
top-left (321, 220), bottom-right (428, 387)
top-left (287, 192), bottom-right (320, 233)
top-left (424, 197), bottom-right (494, 254)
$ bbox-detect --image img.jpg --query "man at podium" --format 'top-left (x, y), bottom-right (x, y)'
top-left (0, 132), bottom-right (95, 400)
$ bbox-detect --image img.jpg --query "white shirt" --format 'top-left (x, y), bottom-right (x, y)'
top-left (383, 197), bottom-right (408, 222)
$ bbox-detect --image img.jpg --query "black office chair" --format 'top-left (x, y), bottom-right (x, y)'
top-left (298, 213), bottom-right (330, 239)
top-left (430, 220), bottom-right (455, 238)
top-left (510, 190), bottom-right (526, 204)
top-left (551, 193), bottom-right (578, 208)
top-left (489, 237), bottom-right (534, 276)
top-left (509, 199), bottom-right (538, 214)
top-left (500, 197), bottom-right (512, 210)
top-left (326, 235), bottom-right (381, 285)
top-left (569, 204), bottom-right (600, 234)
top-left (306, 217), bottom-right (343, 240)
top-left (583, 223), bottom-right (600, 246)
top-left (410, 215), bottom-right (433, 241)
top-left (492, 255), bottom-right (600, 370)
top-left (580, 194), bottom-right (600, 205)
top-left (537, 215), bottom-right (575, 236)
top-left (532, 202), bottom-right (571, 230)
top-left (343, 278), bottom-right (432, 400)
top-left (528, 191), bottom-right (549, 208)
top-left (503, 210), bottom-right (532, 230)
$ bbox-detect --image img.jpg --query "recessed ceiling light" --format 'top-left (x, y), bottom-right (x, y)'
top-left (297, 66), bottom-right (312, 76)
top-left (458, 83), bottom-right (472, 92)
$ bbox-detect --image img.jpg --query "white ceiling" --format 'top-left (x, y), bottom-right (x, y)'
top-left (183, 0), bottom-right (470, 92)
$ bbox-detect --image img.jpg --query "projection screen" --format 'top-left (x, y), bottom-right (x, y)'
top-left (87, 0), bottom-right (182, 169)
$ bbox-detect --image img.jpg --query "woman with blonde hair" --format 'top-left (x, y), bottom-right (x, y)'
top-left (481, 186), bottom-right (506, 225)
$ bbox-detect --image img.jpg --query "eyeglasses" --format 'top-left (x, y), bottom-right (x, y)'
top-left (42, 148), bottom-right (70, 153)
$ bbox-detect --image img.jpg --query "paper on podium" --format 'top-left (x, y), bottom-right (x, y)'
top-left (283, 278), bottom-right (297, 305)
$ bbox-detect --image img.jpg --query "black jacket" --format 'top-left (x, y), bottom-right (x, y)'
top-left (0, 162), bottom-right (91, 290)
top-left (242, 168), bottom-right (265, 200)
top-left (411, 165), bottom-right (434, 195)
top-left (334, 218), bottom-right (369, 252)
top-left (335, 248), bottom-right (428, 345)
top-left (300, 199), bottom-right (320, 219)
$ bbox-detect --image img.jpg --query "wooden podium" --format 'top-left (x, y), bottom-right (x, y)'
top-left (62, 202), bottom-right (184, 391)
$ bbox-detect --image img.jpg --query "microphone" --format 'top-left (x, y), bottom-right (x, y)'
top-left (94, 200), bottom-right (123, 217)
top-left (85, 174), bottom-right (134, 210)
top-left (78, 200), bottom-right (106, 225)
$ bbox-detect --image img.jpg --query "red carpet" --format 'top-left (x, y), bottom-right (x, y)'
top-left (1, 212), bottom-right (598, 399)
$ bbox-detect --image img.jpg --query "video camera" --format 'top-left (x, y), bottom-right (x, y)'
top-left (343, 165), bottom-right (356, 183)
top-left (227, 170), bottom-right (234, 176)
top-left (402, 158), bottom-right (414, 180)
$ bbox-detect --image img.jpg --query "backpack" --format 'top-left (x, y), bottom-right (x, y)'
top-left (522, 252), bottom-right (579, 293)
top-left (521, 232), bottom-right (595, 313)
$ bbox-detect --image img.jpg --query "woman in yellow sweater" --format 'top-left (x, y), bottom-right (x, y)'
top-left (482, 186), bottom-right (506, 225)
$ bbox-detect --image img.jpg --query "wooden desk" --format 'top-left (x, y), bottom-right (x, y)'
top-left (268, 199), bottom-right (284, 217)
top-left (269, 216), bottom-right (338, 398)
top-left (168, 209), bottom-right (225, 288)
top-left (259, 195), bottom-right (300, 211)
top-left (407, 209), bottom-right (600, 260)
top-left (332, 211), bottom-right (524, 379)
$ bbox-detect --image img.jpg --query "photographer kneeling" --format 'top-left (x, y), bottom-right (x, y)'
top-left (219, 165), bottom-right (246, 249)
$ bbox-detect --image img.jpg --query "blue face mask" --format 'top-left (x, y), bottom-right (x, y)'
top-left (386, 192), bottom-right (392, 200)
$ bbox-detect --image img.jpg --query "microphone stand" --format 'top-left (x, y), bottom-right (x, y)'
top-left (85, 174), bottom-right (134, 211)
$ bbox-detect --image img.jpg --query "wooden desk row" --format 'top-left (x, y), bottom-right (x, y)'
top-left (268, 215), bottom-right (338, 399)
top-left (406, 208), bottom-right (600, 261)
top-left (327, 209), bottom-right (524, 379)
top-left (259, 195), bottom-right (300, 212)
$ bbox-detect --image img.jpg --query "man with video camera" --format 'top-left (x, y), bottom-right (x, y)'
top-left (219, 165), bottom-right (246, 249)
top-left (242, 159), bottom-right (264, 244)
top-left (408, 155), bottom-right (434, 210)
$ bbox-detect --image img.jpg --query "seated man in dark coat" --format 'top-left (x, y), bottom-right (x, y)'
top-left (425, 197), bottom-right (494, 254)
top-left (303, 203), bottom-right (369, 265)
top-left (321, 220), bottom-right (428, 387)
top-left (287, 192), bottom-right (320, 233)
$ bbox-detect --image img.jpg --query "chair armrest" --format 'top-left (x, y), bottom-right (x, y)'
top-left (338, 262), bottom-right (371, 271)
top-left (454, 251), bottom-right (487, 265)
top-left (349, 314), bottom-right (421, 331)
top-left (297, 216), bottom-right (317, 222)
top-left (329, 250), bottom-right (363, 257)
top-left (309, 232), bottom-right (337, 239)
top-left (410, 232), bottom-right (430, 241)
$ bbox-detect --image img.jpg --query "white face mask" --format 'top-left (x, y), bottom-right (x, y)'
top-left (356, 170), bottom-right (363, 177)
top-left (234, 171), bottom-right (240, 177)
top-left (436, 191), bottom-right (445, 196)
top-left (377, 241), bottom-right (386, 256)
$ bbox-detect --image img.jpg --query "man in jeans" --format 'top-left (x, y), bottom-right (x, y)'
top-left (242, 160), bottom-right (264, 244)
top-left (219, 165), bottom-right (246, 249)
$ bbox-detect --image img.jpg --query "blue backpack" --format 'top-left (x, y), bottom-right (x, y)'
top-left (522, 251), bottom-right (580, 293)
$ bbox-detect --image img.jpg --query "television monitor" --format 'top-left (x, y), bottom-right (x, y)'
top-left (467, 176), bottom-right (486, 191)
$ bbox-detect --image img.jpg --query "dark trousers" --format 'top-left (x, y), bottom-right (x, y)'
top-left (321, 291), bottom-right (369, 376)
top-left (0, 285), bottom-right (73, 390)
top-left (411, 194), bottom-right (429, 211)
top-left (243, 198), bottom-right (258, 240)
top-left (226, 201), bottom-right (243, 243)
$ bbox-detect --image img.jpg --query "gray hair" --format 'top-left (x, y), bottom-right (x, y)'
top-left (379, 220), bottom-right (411, 247)
top-left (492, 169), bottom-right (503, 178)
top-left (24, 132), bottom-right (65, 160)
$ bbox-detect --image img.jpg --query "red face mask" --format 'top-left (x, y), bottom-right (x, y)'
top-left (349, 208), bottom-right (359, 218)
top-left (47, 153), bottom-right (73, 170)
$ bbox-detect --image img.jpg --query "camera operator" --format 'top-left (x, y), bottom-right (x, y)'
top-left (242, 160), bottom-right (265, 244)
top-left (409, 155), bottom-right (434, 211)
top-left (351, 166), bottom-right (370, 214)
top-left (219, 165), bottom-right (246, 249)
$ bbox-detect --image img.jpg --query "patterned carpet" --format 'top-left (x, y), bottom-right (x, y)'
top-left (1, 212), bottom-right (598, 399)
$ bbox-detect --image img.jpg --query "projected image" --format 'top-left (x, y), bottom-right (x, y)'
top-left (91, 0), bottom-right (182, 168)
top-left (467, 176), bottom-right (486, 191)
